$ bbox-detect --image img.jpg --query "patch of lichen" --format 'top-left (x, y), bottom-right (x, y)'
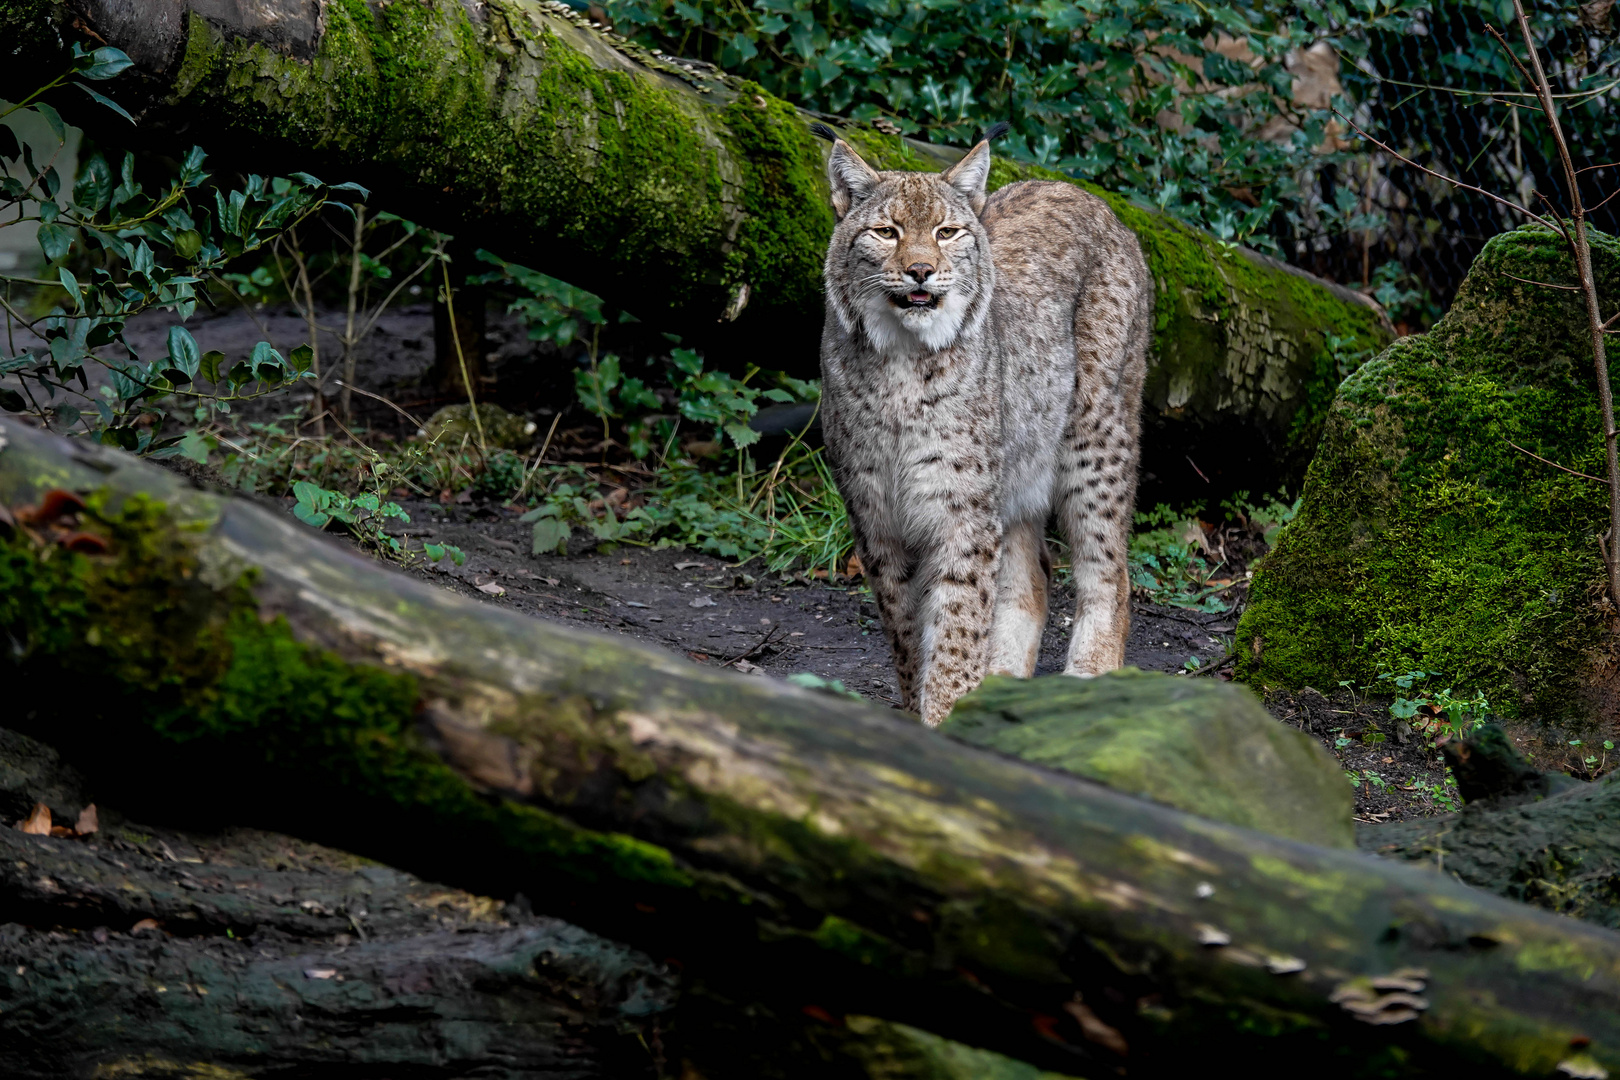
top-left (1237, 225), bottom-right (1620, 725)
top-left (0, 487), bottom-right (693, 893)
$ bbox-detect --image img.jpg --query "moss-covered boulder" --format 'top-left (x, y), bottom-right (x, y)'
top-left (941, 668), bottom-right (1354, 848)
top-left (419, 403), bottom-right (537, 451)
top-left (1236, 226), bottom-right (1620, 725)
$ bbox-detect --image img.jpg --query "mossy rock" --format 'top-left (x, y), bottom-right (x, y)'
top-left (1235, 225), bottom-right (1620, 726)
top-left (940, 669), bottom-right (1354, 848)
top-left (419, 403), bottom-right (536, 451)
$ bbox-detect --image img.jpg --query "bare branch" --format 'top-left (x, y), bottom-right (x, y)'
top-left (1508, 441), bottom-right (1610, 485)
top-left (1332, 109), bottom-right (1555, 232)
top-left (1502, 272), bottom-right (1580, 292)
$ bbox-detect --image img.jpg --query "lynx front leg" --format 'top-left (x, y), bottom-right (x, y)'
top-left (853, 527), bottom-right (923, 710)
top-left (987, 518), bottom-right (1051, 678)
top-left (915, 517), bottom-right (1002, 726)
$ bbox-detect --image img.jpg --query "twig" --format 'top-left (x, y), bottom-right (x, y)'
top-left (441, 259), bottom-right (487, 460)
top-left (513, 413), bottom-right (562, 503)
top-left (720, 625), bottom-right (786, 668)
top-left (1502, 272), bottom-right (1579, 292)
top-left (1332, 109), bottom-right (1556, 234)
top-left (1506, 440), bottom-right (1609, 485)
top-left (332, 379), bottom-right (425, 429)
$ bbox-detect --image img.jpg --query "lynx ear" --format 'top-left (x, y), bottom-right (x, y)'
top-left (824, 138), bottom-right (881, 220)
top-left (941, 139), bottom-right (994, 216)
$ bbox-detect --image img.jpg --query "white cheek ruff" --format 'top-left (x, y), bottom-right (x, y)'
top-left (857, 282), bottom-right (979, 357)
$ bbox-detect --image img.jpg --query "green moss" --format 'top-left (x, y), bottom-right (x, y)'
top-left (942, 669), bottom-right (1355, 847)
top-left (1237, 225), bottom-right (1620, 725)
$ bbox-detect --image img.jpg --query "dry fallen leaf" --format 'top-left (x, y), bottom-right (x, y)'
top-left (17, 802), bottom-right (51, 835)
top-left (845, 553), bottom-right (864, 578)
top-left (688, 595), bottom-right (717, 608)
top-left (733, 660), bottom-right (764, 675)
top-left (540, 576), bottom-right (561, 587)
top-left (75, 804), bottom-right (99, 836)
top-left (476, 581), bottom-right (507, 597)
top-left (303, 967), bottom-right (338, 980)
top-left (131, 918), bottom-right (161, 934)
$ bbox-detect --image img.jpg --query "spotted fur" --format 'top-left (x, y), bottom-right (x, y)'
top-left (818, 134), bottom-right (1151, 726)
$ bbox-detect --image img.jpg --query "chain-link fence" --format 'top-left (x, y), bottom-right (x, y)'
top-left (1278, 0), bottom-right (1619, 329)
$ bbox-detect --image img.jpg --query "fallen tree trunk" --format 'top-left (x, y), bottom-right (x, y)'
top-left (0, 0), bottom-right (1389, 481)
top-left (4, 420), bottom-right (1620, 1078)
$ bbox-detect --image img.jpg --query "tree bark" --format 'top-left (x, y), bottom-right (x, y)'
top-left (0, 0), bottom-right (1389, 481)
top-left (4, 419), bottom-right (1620, 1078)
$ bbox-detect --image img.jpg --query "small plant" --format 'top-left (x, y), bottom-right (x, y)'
top-left (292, 480), bottom-right (411, 561)
top-left (1379, 670), bottom-right (1490, 744)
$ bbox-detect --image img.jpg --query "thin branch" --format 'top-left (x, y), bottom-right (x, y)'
top-left (1502, 272), bottom-right (1580, 291)
top-left (331, 379), bottom-right (425, 429)
top-left (1507, 441), bottom-right (1609, 485)
top-left (1332, 110), bottom-right (1555, 232)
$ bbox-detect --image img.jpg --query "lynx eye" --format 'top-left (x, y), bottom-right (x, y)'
top-left (936, 226), bottom-right (960, 239)
top-left (871, 225), bottom-right (898, 240)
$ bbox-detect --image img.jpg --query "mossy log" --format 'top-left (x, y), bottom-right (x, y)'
top-left (7, 421), bottom-right (1620, 1077)
top-left (0, 0), bottom-right (1388, 482)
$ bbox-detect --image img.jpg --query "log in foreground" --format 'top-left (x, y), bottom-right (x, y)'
top-left (0, 0), bottom-right (1389, 479)
top-left (4, 422), bottom-right (1620, 1077)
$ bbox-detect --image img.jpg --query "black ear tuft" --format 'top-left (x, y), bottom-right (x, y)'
top-left (810, 122), bottom-right (839, 143)
top-left (982, 121), bottom-right (1011, 144)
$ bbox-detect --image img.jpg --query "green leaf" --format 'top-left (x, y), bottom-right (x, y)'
top-left (78, 46), bottom-right (134, 80)
top-left (164, 325), bottom-right (201, 380)
top-left (250, 340), bottom-right (286, 382)
top-left (177, 430), bottom-right (210, 464)
top-left (531, 517), bottom-right (572, 555)
top-left (0, 389), bottom-right (25, 412)
top-left (288, 343), bottom-right (314, 374)
top-left (518, 505), bottom-right (559, 522)
top-left (34, 102), bottom-right (65, 142)
top-left (73, 153), bottom-right (113, 212)
top-left (199, 350), bottom-right (226, 384)
top-left (171, 229), bottom-right (203, 259)
top-left (36, 223), bottom-right (72, 261)
top-left (58, 267), bottom-right (81, 309)
top-left (723, 421), bottom-right (761, 449)
top-left (73, 82), bottom-right (134, 123)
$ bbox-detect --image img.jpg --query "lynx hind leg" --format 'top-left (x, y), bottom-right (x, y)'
top-left (987, 518), bottom-right (1051, 678)
top-left (855, 531), bottom-right (923, 710)
top-left (1058, 303), bottom-right (1147, 675)
top-left (1057, 399), bottom-right (1136, 676)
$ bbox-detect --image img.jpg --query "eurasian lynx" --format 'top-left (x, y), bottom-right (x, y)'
top-left (814, 124), bottom-right (1152, 726)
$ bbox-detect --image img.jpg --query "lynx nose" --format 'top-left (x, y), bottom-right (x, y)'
top-left (905, 262), bottom-right (935, 283)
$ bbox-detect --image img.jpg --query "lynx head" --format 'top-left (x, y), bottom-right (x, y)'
top-left (816, 125), bottom-right (1004, 356)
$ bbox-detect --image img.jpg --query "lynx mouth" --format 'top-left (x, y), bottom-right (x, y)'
top-left (890, 290), bottom-right (939, 310)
